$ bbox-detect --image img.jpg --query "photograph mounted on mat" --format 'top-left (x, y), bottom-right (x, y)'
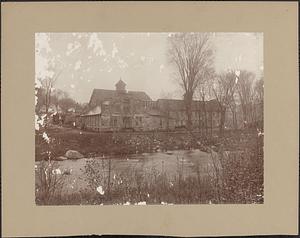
top-left (2, 2), bottom-right (298, 237)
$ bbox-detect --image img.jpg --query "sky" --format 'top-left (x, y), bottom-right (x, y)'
top-left (35, 32), bottom-right (263, 103)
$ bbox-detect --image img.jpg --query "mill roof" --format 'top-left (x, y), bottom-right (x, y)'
top-left (88, 88), bottom-right (152, 106)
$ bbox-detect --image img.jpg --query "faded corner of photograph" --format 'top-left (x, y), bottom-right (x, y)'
top-left (34, 32), bottom-right (264, 206)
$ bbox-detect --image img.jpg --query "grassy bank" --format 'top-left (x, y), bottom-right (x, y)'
top-left (35, 126), bottom-right (260, 161)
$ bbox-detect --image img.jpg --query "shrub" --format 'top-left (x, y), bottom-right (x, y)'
top-left (35, 160), bottom-right (65, 205)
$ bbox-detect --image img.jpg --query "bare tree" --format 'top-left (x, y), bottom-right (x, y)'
top-left (236, 70), bottom-right (256, 126)
top-left (254, 77), bottom-right (264, 103)
top-left (159, 92), bottom-right (174, 131)
top-left (168, 33), bottom-right (214, 130)
top-left (196, 69), bottom-right (214, 135)
top-left (227, 95), bottom-right (238, 130)
top-left (253, 77), bottom-right (264, 128)
top-left (35, 87), bottom-right (46, 114)
top-left (41, 68), bottom-right (63, 120)
top-left (51, 89), bottom-right (68, 112)
top-left (59, 97), bottom-right (77, 113)
top-left (212, 71), bottom-right (237, 134)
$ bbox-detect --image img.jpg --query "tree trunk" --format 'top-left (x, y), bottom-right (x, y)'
top-left (251, 103), bottom-right (256, 125)
top-left (186, 106), bottom-right (192, 130)
top-left (231, 110), bottom-right (235, 129)
top-left (210, 111), bottom-right (213, 137)
top-left (107, 158), bottom-right (111, 199)
top-left (233, 110), bottom-right (237, 130)
top-left (219, 108), bottom-right (226, 135)
top-left (44, 90), bottom-right (51, 128)
top-left (45, 92), bottom-right (49, 115)
top-left (230, 105), bottom-right (237, 130)
top-left (184, 93), bottom-right (193, 131)
top-left (198, 102), bottom-right (201, 134)
top-left (241, 104), bottom-right (247, 124)
top-left (166, 106), bottom-right (170, 131)
top-left (198, 111), bottom-right (201, 134)
top-left (202, 98), bottom-right (208, 136)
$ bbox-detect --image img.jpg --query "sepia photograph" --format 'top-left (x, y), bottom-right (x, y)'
top-left (35, 32), bottom-right (264, 205)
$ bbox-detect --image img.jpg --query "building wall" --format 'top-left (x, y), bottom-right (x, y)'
top-left (77, 114), bottom-right (101, 131)
top-left (78, 113), bottom-right (177, 132)
top-left (79, 109), bottom-right (221, 132)
top-left (169, 110), bottom-right (221, 129)
top-left (140, 115), bottom-right (175, 131)
top-left (81, 88), bottom-right (222, 132)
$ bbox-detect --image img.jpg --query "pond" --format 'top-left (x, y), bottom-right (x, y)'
top-left (35, 149), bottom-right (217, 195)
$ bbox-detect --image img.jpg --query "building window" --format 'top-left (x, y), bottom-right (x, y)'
top-left (123, 117), bottom-right (132, 128)
top-left (110, 116), bottom-right (118, 127)
top-left (135, 116), bottom-right (142, 126)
